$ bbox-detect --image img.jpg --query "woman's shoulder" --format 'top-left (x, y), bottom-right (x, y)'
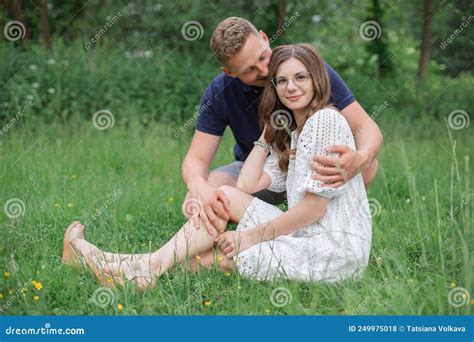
top-left (303, 106), bottom-right (348, 133)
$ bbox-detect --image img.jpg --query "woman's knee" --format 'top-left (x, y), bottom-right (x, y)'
top-left (218, 184), bottom-right (237, 197)
top-left (218, 185), bottom-right (253, 223)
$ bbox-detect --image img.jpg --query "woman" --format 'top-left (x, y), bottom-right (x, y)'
top-left (62, 44), bottom-right (372, 288)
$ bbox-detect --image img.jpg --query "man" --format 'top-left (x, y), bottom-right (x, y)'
top-left (182, 17), bottom-right (382, 234)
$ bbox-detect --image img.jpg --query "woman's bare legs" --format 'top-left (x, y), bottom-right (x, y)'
top-left (62, 212), bottom-right (227, 288)
top-left (179, 185), bottom-right (254, 272)
top-left (62, 223), bottom-right (146, 265)
top-left (62, 185), bottom-right (254, 289)
top-left (104, 185), bottom-right (253, 279)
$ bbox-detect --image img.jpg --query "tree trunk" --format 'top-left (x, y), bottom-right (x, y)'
top-left (372, 0), bottom-right (386, 78)
top-left (10, 0), bottom-right (31, 39)
top-left (38, 0), bottom-right (52, 49)
top-left (418, 0), bottom-right (433, 80)
top-left (277, 0), bottom-right (285, 34)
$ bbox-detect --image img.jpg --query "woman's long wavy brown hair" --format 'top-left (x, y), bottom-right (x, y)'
top-left (259, 44), bottom-right (332, 172)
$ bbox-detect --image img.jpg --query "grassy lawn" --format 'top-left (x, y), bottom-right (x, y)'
top-left (1, 114), bottom-right (472, 315)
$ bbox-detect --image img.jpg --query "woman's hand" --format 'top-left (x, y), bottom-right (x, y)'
top-left (215, 231), bottom-right (254, 258)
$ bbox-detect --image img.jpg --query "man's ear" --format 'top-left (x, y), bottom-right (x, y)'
top-left (260, 30), bottom-right (270, 47)
top-left (222, 66), bottom-right (237, 78)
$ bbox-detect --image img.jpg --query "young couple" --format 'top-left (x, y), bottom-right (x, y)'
top-left (62, 17), bottom-right (382, 289)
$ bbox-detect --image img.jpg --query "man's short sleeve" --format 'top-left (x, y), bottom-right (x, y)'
top-left (325, 63), bottom-right (356, 111)
top-left (195, 83), bottom-right (227, 136)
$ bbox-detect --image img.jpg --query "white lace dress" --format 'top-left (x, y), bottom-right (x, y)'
top-left (233, 108), bottom-right (372, 282)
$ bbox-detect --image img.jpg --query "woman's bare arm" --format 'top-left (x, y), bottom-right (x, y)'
top-left (236, 128), bottom-right (271, 193)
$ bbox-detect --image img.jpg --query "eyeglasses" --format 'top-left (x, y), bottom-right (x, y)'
top-left (271, 72), bottom-right (311, 89)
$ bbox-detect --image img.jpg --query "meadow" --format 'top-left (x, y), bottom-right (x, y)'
top-left (0, 42), bottom-right (472, 316)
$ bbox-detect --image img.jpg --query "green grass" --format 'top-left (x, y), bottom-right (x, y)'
top-left (0, 113), bottom-right (472, 315)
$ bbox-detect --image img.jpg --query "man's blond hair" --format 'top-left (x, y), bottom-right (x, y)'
top-left (210, 17), bottom-right (260, 66)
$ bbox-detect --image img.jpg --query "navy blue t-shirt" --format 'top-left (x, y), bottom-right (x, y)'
top-left (196, 62), bottom-right (355, 161)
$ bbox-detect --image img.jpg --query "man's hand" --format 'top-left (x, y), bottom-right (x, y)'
top-left (184, 181), bottom-right (231, 236)
top-left (312, 145), bottom-right (369, 188)
top-left (215, 231), bottom-right (253, 258)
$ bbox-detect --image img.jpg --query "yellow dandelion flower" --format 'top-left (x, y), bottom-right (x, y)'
top-left (3, 272), bottom-right (10, 278)
top-left (32, 280), bottom-right (37, 286)
top-left (117, 304), bottom-right (123, 311)
top-left (203, 300), bottom-right (211, 306)
top-left (217, 256), bottom-right (224, 262)
top-left (54, 203), bottom-right (60, 208)
top-left (67, 203), bottom-right (73, 208)
top-left (450, 282), bottom-right (456, 288)
top-left (195, 255), bottom-right (201, 260)
top-left (33, 295), bottom-right (40, 301)
top-left (34, 282), bottom-right (43, 291)
top-left (107, 277), bottom-right (113, 283)
top-left (224, 272), bottom-right (231, 276)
